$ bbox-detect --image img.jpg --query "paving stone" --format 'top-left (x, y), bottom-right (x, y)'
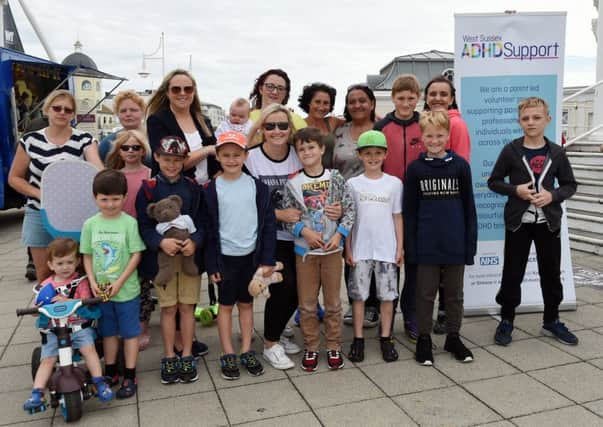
top-left (584, 400), bottom-right (603, 418)
top-left (53, 403), bottom-right (138, 426)
top-left (206, 355), bottom-right (287, 389)
top-left (0, 365), bottom-right (32, 393)
top-left (460, 318), bottom-right (530, 346)
top-left (462, 315), bottom-right (495, 324)
top-left (512, 405), bottom-right (603, 427)
top-left (135, 344), bottom-right (166, 373)
top-left (464, 373), bottom-right (571, 418)
top-left (137, 368), bottom-right (213, 402)
top-left (394, 385), bottom-right (501, 426)
top-left (474, 422), bottom-right (515, 427)
top-left (512, 312), bottom-right (584, 336)
top-left (485, 338), bottom-right (578, 371)
top-left (218, 379), bottom-right (307, 424)
top-left (0, 389), bottom-right (54, 425)
top-left (343, 337), bottom-right (413, 368)
top-left (530, 362), bottom-right (603, 403)
top-left (316, 397), bottom-right (416, 426)
top-left (595, 327), bottom-right (603, 336)
top-left (291, 367), bottom-right (383, 408)
top-left (361, 359), bottom-right (452, 396)
top-left (575, 286), bottom-right (603, 304)
top-left (0, 343), bottom-right (37, 368)
top-left (560, 304), bottom-right (603, 328)
top-left (11, 326), bottom-right (42, 346)
top-left (237, 411), bottom-right (321, 427)
top-left (139, 390), bottom-right (227, 426)
top-left (543, 329), bottom-right (603, 360)
top-left (0, 313), bottom-right (20, 330)
top-left (589, 358), bottom-right (603, 370)
top-left (434, 348), bottom-right (518, 383)
top-left (0, 328), bottom-right (13, 347)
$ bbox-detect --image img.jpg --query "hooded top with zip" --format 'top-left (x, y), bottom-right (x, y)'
top-left (487, 136), bottom-right (577, 232)
top-left (374, 111), bottom-right (423, 182)
top-left (403, 150), bottom-right (477, 265)
top-left (202, 175), bottom-right (277, 276)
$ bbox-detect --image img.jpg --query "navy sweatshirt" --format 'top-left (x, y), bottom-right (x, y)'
top-left (403, 151), bottom-right (477, 265)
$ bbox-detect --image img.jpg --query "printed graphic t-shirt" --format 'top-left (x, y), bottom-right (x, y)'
top-left (348, 173), bottom-right (403, 263)
top-left (80, 212), bottom-right (146, 302)
top-left (245, 144), bottom-right (302, 241)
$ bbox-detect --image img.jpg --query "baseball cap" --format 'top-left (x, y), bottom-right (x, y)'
top-left (156, 136), bottom-right (190, 157)
top-left (216, 131), bottom-right (247, 150)
top-left (356, 130), bottom-right (387, 150)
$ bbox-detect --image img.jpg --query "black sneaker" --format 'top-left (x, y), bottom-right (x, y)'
top-left (220, 354), bottom-right (240, 380)
top-left (160, 357), bottom-right (180, 384)
top-left (179, 355), bottom-right (199, 383)
top-left (380, 337), bottom-right (399, 362)
top-left (347, 337), bottom-right (365, 363)
top-left (542, 320), bottom-right (579, 345)
top-left (433, 312), bottom-right (446, 335)
top-left (174, 340), bottom-right (209, 359)
top-left (416, 334), bottom-right (434, 366)
top-left (444, 333), bottom-right (473, 363)
top-left (494, 319), bottom-right (513, 346)
top-left (25, 262), bottom-right (37, 281)
top-left (363, 306), bottom-right (379, 328)
top-left (240, 351), bottom-right (264, 376)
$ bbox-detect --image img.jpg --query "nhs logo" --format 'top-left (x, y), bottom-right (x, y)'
top-left (479, 256), bottom-right (499, 266)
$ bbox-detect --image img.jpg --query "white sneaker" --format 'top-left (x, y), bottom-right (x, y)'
top-left (263, 343), bottom-right (295, 370)
top-left (279, 335), bottom-right (301, 354)
top-left (282, 326), bottom-right (294, 338)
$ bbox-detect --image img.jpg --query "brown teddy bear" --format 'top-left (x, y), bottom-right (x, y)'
top-left (248, 262), bottom-right (284, 298)
top-left (146, 195), bottom-right (198, 286)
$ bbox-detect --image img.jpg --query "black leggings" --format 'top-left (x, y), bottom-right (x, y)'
top-left (264, 240), bottom-right (299, 342)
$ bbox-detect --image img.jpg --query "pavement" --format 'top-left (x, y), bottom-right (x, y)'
top-left (1, 207), bottom-right (603, 427)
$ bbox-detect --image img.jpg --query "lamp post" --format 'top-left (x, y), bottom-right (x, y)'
top-left (138, 32), bottom-right (165, 79)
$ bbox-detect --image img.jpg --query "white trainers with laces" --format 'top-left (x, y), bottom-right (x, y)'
top-left (263, 343), bottom-right (295, 370)
top-left (282, 326), bottom-right (294, 338)
top-left (279, 335), bottom-right (301, 354)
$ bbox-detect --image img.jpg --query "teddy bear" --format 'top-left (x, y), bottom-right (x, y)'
top-left (146, 195), bottom-right (198, 286)
top-left (248, 262), bottom-right (284, 298)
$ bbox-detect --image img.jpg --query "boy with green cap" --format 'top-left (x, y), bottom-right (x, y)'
top-left (345, 130), bottom-right (403, 363)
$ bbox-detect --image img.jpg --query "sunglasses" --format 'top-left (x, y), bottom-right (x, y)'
top-left (169, 85), bottom-right (195, 95)
top-left (263, 121), bottom-right (289, 131)
top-left (263, 83), bottom-right (287, 93)
top-left (120, 145), bottom-right (143, 152)
top-left (50, 105), bottom-right (74, 114)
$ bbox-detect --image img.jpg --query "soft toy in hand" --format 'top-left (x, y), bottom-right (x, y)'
top-left (147, 195), bottom-right (199, 286)
top-left (248, 262), bottom-right (284, 298)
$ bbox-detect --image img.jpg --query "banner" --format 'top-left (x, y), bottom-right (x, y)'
top-left (454, 12), bottom-right (576, 314)
top-left (3, 2), bottom-right (24, 52)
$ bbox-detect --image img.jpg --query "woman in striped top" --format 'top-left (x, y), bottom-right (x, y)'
top-left (8, 89), bottom-right (103, 282)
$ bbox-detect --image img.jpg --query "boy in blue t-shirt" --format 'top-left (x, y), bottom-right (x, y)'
top-left (203, 131), bottom-right (277, 380)
top-left (81, 169), bottom-right (146, 398)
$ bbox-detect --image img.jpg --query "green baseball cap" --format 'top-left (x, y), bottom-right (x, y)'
top-left (356, 130), bottom-right (387, 150)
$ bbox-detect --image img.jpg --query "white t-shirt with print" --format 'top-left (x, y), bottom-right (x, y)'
top-left (348, 173), bottom-right (403, 263)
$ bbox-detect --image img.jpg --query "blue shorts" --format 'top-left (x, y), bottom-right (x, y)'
top-left (21, 207), bottom-right (54, 247)
top-left (41, 326), bottom-right (96, 359)
top-left (98, 297), bottom-right (141, 339)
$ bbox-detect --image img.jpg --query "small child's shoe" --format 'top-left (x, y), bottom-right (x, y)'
top-left (347, 337), bottom-right (365, 363)
top-left (380, 336), bottom-right (399, 363)
top-left (23, 388), bottom-right (47, 413)
top-left (404, 320), bottom-right (419, 344)
top-left (92, 377), bottom-right (114, 402)
top-left (116, 378), bottom-right (137, 399)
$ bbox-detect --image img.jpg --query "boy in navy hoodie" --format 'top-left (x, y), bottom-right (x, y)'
top-left (203, 131), bottom-right (277, 380)
top-left (404, 111), bottom-right (477, 366)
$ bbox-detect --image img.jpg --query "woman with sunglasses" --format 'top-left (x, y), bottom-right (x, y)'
top-left (248, 69), bottom-right (306, 147)
top-left (298, 82), bottom-right (345, 168)
top-left (332, 84), bottom-right (382, 328)
top-left (8, 89), bottom-right (103, 283)
top-left (146, 69), bottom-right (219, 184)
top-left (245, 104), bottom-right (303, 370)
top-left (99, 90), bottom-right (149, 166)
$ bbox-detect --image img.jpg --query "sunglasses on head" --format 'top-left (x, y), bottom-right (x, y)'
top-left (263, 121), bottom-right (289, 131)
top-left (50, 105), bottom-right (74, 114)
top-left (169, 85), bottom-right (195, 95)
top-left (120, 144), bottom-right (143, 152)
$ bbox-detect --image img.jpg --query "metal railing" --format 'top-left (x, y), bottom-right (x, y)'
top-left (563, 79), bottom-right (603, 149)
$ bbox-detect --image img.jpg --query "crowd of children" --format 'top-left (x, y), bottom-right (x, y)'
top-left (15, 72), bottom-right (579, 413)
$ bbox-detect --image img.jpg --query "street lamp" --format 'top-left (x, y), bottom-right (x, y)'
top-left (138, 32), bottom-right (165, 79)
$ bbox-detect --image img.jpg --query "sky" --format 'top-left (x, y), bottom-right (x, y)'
top-left (7, 0), bottom-right (600, 114)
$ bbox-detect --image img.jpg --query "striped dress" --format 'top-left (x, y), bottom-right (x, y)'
top-left (20, 128), bottom-right (95, 210)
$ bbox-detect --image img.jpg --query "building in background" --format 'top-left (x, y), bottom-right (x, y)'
top-left (562, 86), bottom-right (594, 141)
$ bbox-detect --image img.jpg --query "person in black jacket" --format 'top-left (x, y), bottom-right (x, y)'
top-left (203, 131), bottom-right (277, 380)
top-left (146, 69), bottom-right (220, 182)
top-left (488, 97), bottom-right (578, 347)
top-left (404, 111), bottom-right (477, 366)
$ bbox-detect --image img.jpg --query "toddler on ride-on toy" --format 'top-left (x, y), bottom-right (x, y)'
top-left (23, 238), bottom-right (113, 415)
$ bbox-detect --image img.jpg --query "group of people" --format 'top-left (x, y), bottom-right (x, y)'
top-left (7, 66), bottom-right (579, 412)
